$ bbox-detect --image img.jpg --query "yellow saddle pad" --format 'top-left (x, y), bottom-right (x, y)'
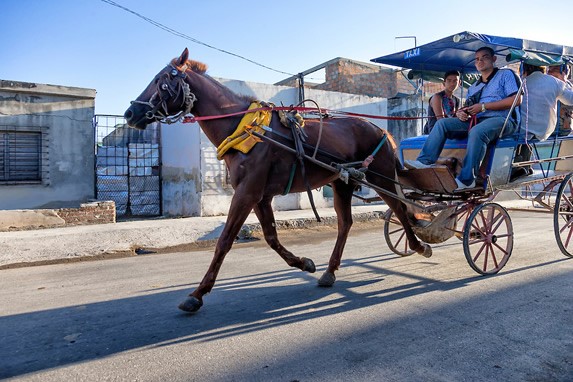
top-left (216, 102), bottom-right (272, 160)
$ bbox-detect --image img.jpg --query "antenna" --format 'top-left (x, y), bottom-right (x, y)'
top-left (395, 36), bottom-right (417, 48)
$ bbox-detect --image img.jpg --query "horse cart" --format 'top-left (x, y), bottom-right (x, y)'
top-left (124, 31), bottom-right (573, 312)
top-left (373, 31), bottom-right (573, 275)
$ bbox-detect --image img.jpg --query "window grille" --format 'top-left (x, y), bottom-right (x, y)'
top-left (0, 127), bottom-right (48, 184)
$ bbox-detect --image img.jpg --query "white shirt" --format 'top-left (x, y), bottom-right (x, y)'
top-left (520, 71), bottom-right (573, 141)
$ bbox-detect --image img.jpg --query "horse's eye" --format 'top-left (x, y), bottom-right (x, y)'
top-left (161, 84), bottom-right (168, 90)
top-left (171, 69), bottom-right (178, 76)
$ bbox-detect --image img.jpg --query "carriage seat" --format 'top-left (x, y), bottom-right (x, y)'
top-left (400, 133), bottom-right (573, 189)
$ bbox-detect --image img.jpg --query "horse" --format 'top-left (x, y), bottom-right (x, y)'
top-left (124, 48), bottom-right (431, 313)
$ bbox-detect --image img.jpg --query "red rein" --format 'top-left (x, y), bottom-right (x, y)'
top-left (182, 106), bottom-right (432, 124)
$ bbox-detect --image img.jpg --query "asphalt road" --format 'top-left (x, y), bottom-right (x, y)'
top-left (1, 211), bottom-right (572, 381)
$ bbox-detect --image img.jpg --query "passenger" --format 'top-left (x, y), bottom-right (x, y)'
top-left (547, 64), bottom-right (573, 136)
top-left (423, 70), bottom-right (461, 134)
top-left (520, 63), bottom-right (573, 141)
top-left (404, 46), bottom-right (522, 190)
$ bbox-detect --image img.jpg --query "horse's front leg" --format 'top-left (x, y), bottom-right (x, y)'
top-left (253, 196), bottom-right (316, 273)
top-left (318, 180), bottom-right (355, 287)
top-left (178, 192), bottom-right (260, 313)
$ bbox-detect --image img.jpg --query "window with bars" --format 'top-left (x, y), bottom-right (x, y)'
top-left (0, 127), bottom-right (48, 184)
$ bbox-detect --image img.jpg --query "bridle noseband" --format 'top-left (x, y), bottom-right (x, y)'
top-left (131, 64), bottom-right (197, 124)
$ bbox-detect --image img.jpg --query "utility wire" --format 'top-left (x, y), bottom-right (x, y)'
top-left (99, 0), bottom-right (295, 77)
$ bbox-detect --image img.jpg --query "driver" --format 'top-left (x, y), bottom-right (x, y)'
top-left (405, 46), bottom-right (522, 190)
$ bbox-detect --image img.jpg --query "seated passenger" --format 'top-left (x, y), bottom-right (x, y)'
top-left (548, 64), bottom-right (573, 136)
top-left (423, 70), bottom-right (461, 134)
top-left (405, 46), bottom-right (522, 190)
top-left (520, 63), bottom-right (573, 141)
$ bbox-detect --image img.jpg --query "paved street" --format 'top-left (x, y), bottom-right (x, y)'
top-left (1, 211), bottom-right (572, 381)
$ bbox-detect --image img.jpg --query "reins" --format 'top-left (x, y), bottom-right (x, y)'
top-left (181, 106), bottom-right (433, 124)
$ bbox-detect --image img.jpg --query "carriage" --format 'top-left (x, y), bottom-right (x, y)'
top-left (371, 31), bottom-right (573, 275)
top-left (124, 31), bottom-right (573, 312)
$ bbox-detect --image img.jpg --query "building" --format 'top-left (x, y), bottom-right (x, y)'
top-left (0, 80), bottom-right (96, 210)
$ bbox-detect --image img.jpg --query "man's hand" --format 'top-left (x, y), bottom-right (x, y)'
top-left (457, 107), bottom-right (471, 121)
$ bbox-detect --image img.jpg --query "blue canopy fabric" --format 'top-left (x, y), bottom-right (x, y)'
top-left (371, 31), bottom-right (573, 74)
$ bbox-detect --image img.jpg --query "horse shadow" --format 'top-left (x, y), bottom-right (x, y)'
top-left (0, 252), bottom-right (568, 379)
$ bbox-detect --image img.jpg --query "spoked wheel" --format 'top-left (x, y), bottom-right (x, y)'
top-left (463, 202), bottom-right (513, 275)
top-left (454, 204), bottom-right (474, 241)
top-left (553, 173), bottom-right (573, 258)
top-left (384, 210), bottom-right (416, 256)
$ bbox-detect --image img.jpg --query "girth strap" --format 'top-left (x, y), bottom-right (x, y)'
top-left (286, 112), bottom-right (321, 222)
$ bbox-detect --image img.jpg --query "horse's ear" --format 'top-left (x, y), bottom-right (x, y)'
top-left (176, 48), bottom-right (189, 66)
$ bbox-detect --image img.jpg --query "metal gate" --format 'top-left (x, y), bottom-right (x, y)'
top-left (94, 115), bottom-right (162, 217)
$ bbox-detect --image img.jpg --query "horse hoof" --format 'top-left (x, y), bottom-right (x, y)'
top-left (178, 296), bottom-right (203, 313)
top-left (418, 244), bottom-right (432, 258)
top-left (317, 271), bottom-right (336, 287)
top-left (302, 257), bottom-right (316, 273)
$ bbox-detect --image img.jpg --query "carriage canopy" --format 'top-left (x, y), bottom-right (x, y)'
top-left (370, 31), bottom-right (573, 75)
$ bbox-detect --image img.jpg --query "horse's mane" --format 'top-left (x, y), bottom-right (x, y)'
top-left (171, 58), bottom-right (208, 74)
top-left (171, 58), bottom-right (257, 104)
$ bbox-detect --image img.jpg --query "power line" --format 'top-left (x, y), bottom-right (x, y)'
top-left (99, 0), bottom-right (294, 77)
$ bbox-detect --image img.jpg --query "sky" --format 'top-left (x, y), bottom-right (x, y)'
top-left (2, 0), bottom-right (573, 116)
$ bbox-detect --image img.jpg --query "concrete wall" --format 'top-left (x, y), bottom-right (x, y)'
top-left (0, 80), bottom-right (96, 209)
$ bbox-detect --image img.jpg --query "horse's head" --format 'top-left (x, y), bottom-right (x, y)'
top-left (124, 48), bottom-right (197, 129)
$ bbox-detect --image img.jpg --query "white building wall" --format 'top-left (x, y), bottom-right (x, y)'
top-left (161, 122), bottom-right (202, 217)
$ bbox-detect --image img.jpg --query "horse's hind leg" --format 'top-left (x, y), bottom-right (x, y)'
top-left (253, 196), bottom-right (316, 273)
top-left (318, 180), bottom-right (355, 287)
top-left (383, 196), bottom-right (432, 258)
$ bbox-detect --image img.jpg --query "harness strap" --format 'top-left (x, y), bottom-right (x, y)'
top-left (288, 115), bottom-right (321, 222)
top-left (282, 162), bottom-right (297, 195)
top-left (361, 134), bottom-right (388, 168)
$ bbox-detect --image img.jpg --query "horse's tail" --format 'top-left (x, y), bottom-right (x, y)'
top-left (380, 129), bottom-right (404, 174)
top-left (384, 129), bottom-right (398, 152)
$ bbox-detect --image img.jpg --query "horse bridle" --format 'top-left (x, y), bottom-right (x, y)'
top-left (131, 64), bottom-right (197, 124)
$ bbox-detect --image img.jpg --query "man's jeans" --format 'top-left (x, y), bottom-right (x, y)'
top-left (417, 117), bottom-right (517, 185)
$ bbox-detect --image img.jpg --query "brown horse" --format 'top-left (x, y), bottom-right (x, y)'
top-left (124, 48), bottom-right (430, 313)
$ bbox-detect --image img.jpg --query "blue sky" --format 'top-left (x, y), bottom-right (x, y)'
top-left (2, 0), bottom-right (573, 115)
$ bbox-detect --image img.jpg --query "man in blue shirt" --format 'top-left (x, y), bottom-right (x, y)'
top-left (405, 47), bottom-right (522, 190)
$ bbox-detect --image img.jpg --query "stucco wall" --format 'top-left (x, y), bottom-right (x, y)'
top-left (0, 80), bottom-right (96, 209)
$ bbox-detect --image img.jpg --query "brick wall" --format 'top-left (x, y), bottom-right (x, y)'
top-left (313, 59), bottom-right (401, 97)
top-left (0, 201), bottom-right (116, 232)
top-left (296, 58), bottom-right (431, 99)
top-left (56, 201), bottom-right (116, 226)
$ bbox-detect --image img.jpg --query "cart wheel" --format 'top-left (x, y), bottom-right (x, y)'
top-left (454, 204), bottom-right (474, 241)
top-left (384, 210), bottom-right (416, 256)
top-left (553, 173), bottom-right (573, 258)
top-left (463, 202), bottom-right (513, 275)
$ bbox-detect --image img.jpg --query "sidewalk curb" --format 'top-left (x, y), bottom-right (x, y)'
top-left (0, 208), bottom-right (388, 270)
top-left (239, 210), bottom-right (387, 239)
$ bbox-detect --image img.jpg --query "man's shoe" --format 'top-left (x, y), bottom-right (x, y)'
top-left (454, 178), bottom-right (476, 191)
top-left (404, 159), bottom-right (434, 170)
